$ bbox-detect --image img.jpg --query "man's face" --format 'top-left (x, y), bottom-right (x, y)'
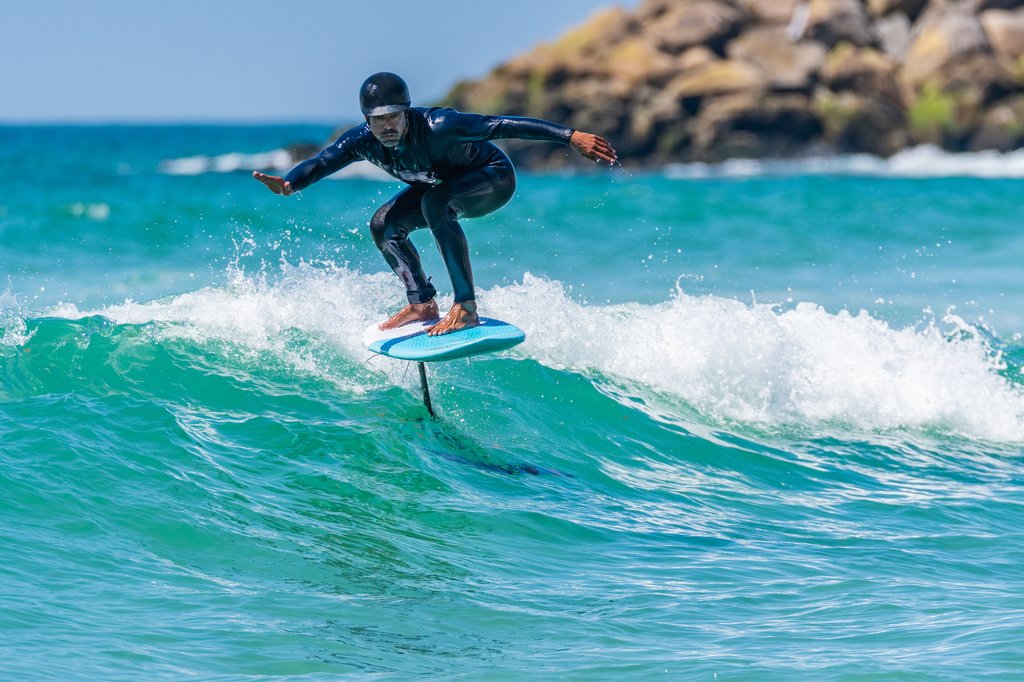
top-left (367, 111), bottom-right (407, 148)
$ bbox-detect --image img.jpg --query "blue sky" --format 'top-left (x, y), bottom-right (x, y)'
top-left (2, 1), bottom-right (640, 122)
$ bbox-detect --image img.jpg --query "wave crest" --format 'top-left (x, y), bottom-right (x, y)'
top-left (27, 267), bottom-right (1024, 442)
top-left (484, 274), bottom-right (1024, 442)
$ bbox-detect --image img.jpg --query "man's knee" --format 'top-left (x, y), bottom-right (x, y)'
top-left (423, 169), bottom-right (515, 226)
top-left (369, 204), bottom-right (391, 247)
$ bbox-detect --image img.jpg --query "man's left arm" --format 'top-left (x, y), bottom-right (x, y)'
top-left (439, 110), bottom-right (617, 164)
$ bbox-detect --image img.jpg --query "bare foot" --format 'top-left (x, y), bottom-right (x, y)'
top-left (378, 300), bottom-right (439, 330)
top-left (427, 301), bottom-right (480, 336)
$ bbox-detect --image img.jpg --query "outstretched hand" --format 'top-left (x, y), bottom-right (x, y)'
top-left (252, 171), bottom-right (295, 196)
top-left (570, 131), bottom-right (618, 165)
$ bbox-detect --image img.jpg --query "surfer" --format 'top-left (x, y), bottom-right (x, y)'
top-left (254, 72), bottom-right (617, 335)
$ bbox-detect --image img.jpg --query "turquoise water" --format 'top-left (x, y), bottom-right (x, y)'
top-left (2, 125), bottom-right (1023, 679)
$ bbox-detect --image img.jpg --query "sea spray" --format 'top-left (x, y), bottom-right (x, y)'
top-left (0, 290), bottom-right (32, 347)
top-left (484, 274), bottom-right (1024, 442)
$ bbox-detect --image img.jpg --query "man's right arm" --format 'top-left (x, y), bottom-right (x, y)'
top-left (254, 127), bottom-right (366, 195)
top-left (284, 127), bottom-right (366, 191)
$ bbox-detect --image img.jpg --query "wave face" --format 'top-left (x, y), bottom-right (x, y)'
top-left (2, 124), bottom-right (1024, 679)
top-left (23, 264), bottom-right (1022, 442)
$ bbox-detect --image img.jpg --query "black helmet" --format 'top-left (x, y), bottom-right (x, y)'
top-left (359, 72), bottom-right (411, 117)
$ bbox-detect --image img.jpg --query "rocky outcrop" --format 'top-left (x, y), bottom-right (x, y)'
top-left (441, 0), bottom-right (1024, 166)
top-left (982, 8), bottom-right (1024, 56)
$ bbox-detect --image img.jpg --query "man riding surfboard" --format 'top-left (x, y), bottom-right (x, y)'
top-left (254, 72), bottom-right (617, 335)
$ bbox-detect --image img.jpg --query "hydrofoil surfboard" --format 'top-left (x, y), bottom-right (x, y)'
top-left (361, 316), bottom-right (525, 416)
top-left (362, 317), bottom-right (524, 362)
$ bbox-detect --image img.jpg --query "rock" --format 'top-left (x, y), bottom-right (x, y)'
top-left (676, 46), bottom-right (720, 71)
top-left (906, 82), bottom-right (959, 143)
top-left (898, 4), bottom-right (1022, 150)
top-left (867, 0), bottom-right (929, 21)
top-left (975, 0), bottom-right (1024, 11)
top-left (690, 93), bottom-right (824, 160)
top-left (903, 50), bottom-right (1016, 147)
top-left (665, 59), bottom-right (768, 99)
top-left (980, 8), bottom-right (1024, 58)
top-left (602, 35), bottom-right (678, 86)
top-left (814, 88), bottom-right (909, 154)
top-left (647, 0), bottom-right (748, 54)
top-left (806, 0), bottom-right (873, 46)
top-left (902, 2), bottom-right (991, 91)
top-left (727, 26), bottom-right (827, 89)
top-left (873, 12), bottom-right (913, 60)
top-left (554, 79), bottom-right (631, 134)
top-left (817, 42), bottom-right (906, 154)
top-left (821, 43), bottom-right (902, 101)
top-left (738, 0), bottom-right (800, 24)
top-left (628, 84), bottom-right (687, 146)
top-left (937, 51), bottom-right (1019, 104)
top-left (969, 94), bottom-right (1024, 150)
top-left (635, 0), bottom-right (677, 22)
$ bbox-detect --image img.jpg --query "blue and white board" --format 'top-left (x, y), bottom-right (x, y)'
top-left (362, 317), bottom-right (525, 362)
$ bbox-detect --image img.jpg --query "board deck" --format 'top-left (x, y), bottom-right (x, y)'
top-left (362, 317), bottom-right (525, 362)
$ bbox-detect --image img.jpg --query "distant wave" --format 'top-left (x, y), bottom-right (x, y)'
top-left (159, 150), bottom-right (393, 181)
top-left (161, 144), bottom-right (1024, 181)
top-left (665, 145), bottom-right (1024, 179)
top-left (34, 266), bottom-right (1024, 443)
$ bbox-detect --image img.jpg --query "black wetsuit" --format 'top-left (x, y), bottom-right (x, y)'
top-left (284, 107), bottom-right (574, 303)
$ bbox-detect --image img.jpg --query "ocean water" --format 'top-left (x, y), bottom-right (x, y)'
top-left (1, 124), bottom-right (1023, 680)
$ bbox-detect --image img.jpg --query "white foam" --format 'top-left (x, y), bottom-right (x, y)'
top-left (47, 263), bottom-right (404, 392)
top-left (665, 145), bottom-right (1024, 179)
top-left (158, 151), bottom-right (392, 181)
top-left (484, 274), bottom-right (1024, 443)
top-left (43, 268), bottom-right (1024, 442)
top-left (67, 202), bottom-right (110, 221)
